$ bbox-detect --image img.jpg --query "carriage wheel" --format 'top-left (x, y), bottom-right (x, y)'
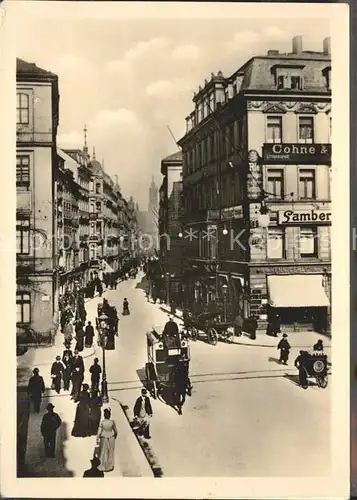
top-left (207, 328), bottom-right (218, 345)
top-left (317, 376), bottom-right (328, 389)
top-left (190, 327), bottom-right (198, 341)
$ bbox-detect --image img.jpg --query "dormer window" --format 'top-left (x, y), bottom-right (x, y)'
top-left (277, 75), bottom-right (285, 90)
top-left (272, 64), bottom-right (305, 91)
top-left (291, 76), bottom-right (302, 90)
top-left (323, 66), bottom-right (331, 90)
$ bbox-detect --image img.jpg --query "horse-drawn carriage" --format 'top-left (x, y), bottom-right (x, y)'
top-left (96, 301), bottom-right (119, 346)
top-left (183, 310), bottom-right (234, 345)
top-left (145, 325), bottom-right (190, 399)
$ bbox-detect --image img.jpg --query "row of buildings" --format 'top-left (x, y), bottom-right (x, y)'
top-left (159, 35), bottom-right (332, 333)
top-left (16, 58), bottom-right (139, 342)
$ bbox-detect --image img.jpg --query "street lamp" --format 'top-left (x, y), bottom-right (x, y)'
top-left (98, 312), bottom-right (109, 404)
top-left (222, 284), bottom-right (228, 322)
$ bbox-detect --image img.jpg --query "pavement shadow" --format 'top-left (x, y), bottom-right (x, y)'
top-left (17, 386), bottom-right (30, 477)
top-left (135, 276), bottom-right (149, 291)
top-left (157, 387), bottom-right (180, 414)
top-left (136, 367), bottom-right (147, 389)
top-left (284, 373), bottom-right (301, 387)
top-left (268, 356), bottom-right (282, 365)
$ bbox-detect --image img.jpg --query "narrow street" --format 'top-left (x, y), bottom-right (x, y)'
top-left (87, 273), bottom-right (331, 477)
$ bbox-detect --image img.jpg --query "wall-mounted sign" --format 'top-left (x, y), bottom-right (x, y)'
top-left (222, 205), bottom-right (243, 220)
top-left (247, 150), bottom-right (262, 200)
top-left (41, 295), bottom-right (50, 302)
top-left (207, 209), bottom-right (220, 220)
top-left (263, 143), bottom-right (331, 164)
top-left (278, 209), bottom-right (332, 225)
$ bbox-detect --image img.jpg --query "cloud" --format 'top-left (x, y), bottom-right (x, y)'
top-left (57, 130), bottom-right (84, 148)
top-left (172, 44), bottom-right (200, 60)
top-left (146, 78), bottom-right (192, 98)
top-left (51, 54), bottom-right (93, 75)
top-left (124, 36), bottom-right (170, 61)
top-left (262, 26), bottom-right (288, 39)
top-left (226, 30), bottom-right (261, 52)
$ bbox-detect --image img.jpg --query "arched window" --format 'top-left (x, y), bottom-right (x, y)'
top-left (17, 93), bottom-right (29, 124)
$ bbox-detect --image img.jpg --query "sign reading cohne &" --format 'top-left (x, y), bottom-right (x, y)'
top-left (263, 143), bottom-right (331, 163)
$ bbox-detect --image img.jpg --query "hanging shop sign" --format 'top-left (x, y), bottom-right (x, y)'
top-left (221, 205), bottom-right (243, 220)
top-left (263, 143), bottom-right (331, 164)
top-left (247, 150), bottom-right (262, 200)
top-left (278, 209), bottom-right (332, 225)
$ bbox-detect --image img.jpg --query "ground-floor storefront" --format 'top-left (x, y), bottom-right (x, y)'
top-left (182, 259), bottom-right (331, 334)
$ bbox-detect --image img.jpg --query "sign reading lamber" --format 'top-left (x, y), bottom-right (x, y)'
top-left (263, 143), bottom-right (331, 163)
top-left (278, 209), bottom-right (332, 225)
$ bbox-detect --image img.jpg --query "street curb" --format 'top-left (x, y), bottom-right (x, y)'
top-left (120, 404), bottom-right (163, 478)
top-left (230, 339), bottom-right (332, 349)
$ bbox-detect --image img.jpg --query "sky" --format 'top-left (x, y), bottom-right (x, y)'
top-left (15, 14), bottom-right (330, 208)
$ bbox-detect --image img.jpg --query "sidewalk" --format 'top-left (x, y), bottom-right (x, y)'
top-left (158, 305), bottom-right (331, 349)
top-left (17, 291), bottom-right (152, 478)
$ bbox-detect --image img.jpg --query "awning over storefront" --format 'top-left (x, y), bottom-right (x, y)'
top-left (102, 260), bottom-right (114, 273)
top-left (267, 275), bottom-right (329, 308)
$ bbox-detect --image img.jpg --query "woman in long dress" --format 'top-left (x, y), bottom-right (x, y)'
top-left (72, 384), bottom-right (91, 437)
top-left (97, 408), bottom-right (117, 472)
top-left (88, 393), bottom-right (102, 436)
top-left (122, 298), bottom-right (130, 316)
top-left (75, 321), bottom-right (85, 352)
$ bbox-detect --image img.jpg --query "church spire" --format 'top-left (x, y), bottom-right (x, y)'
top-left (83, 124), bottom-right (89, 165)
top-left (93, 146), bottom-right (96, 160)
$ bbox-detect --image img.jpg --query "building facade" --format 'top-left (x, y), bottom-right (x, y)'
top-left (178, 36), bottom-right (331, 333)
top-left (159, 152), bottom-right (184, 305)
top-left (16, 59), bottom-right (59, 341)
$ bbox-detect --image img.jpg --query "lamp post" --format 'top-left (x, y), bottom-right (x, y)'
top-left (98, 313), bottom-right (109, 404)
top-left (222, 283), bottom-right (228, 322)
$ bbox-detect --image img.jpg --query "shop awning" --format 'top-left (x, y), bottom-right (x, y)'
top-left (267, 275), bottom-right (329, 308)
top-left (102, 260), bottom-right (114, 273)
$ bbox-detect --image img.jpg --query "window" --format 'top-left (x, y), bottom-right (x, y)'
top-left (90, 245), bottom-right (96, 260)
top-left (266, 116), bottom-right (282, 143)
top-left (299, 169), bottom-right (316, 199)
top-left (277, 75), bottom-right (285, 89)
top-left (95, 183), bottom-right (101, 194)
top-left (16, 155), bottom-right (30, 189)
top-left (16, 219), bottom-right (30, 254)
top-left (227, 124), bottom-right (235, 154)
top-left (16, 93), bottom-right (29, 124)
top-left (96, 202), bottom-right (101, 213)
top-left (291, 76), bottom-right (302, 90)
top-left (299, 116), bottom-right (314, 143)
top-left (90, 222), bottom-right (95, 235)
top-left (209, 92), bottom-right (215, 111)
top-left (267, 228), bottom-right (285, 259)
top-left (267, 169), bottom-right (284, 199)
top-left (17, 292), bottom-right (30, 324)
top-left (300, 227), bottom-right (317, 257)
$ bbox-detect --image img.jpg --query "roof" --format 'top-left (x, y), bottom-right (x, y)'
top-left (57, 148), bottom-right (81, 165)
top-left (162, 151), bottom-right (182, 162)
top-left (88, 159), bottom-right (103, 175)
top-left (16, 58), bottom-right (57, 79)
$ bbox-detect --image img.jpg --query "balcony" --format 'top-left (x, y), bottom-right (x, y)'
top-left (17, 191), bottom-right (32, 213)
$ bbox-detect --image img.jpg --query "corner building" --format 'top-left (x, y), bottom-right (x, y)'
top-left (179, 36), bottom-right (331, 333)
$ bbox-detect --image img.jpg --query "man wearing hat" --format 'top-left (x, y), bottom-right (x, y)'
top-left (277, 334), bottom-right (291, 365)
top-left (133, 389), bottom-right (153, 439)
top-left (62, 341), bottom-right (73, 391)
top-left (162, 315), bottom-right (180, 349)
top-left (83, 456), bottom-right (104, 477)
top-left (27, 368), bottom-right (45, 413)
top-left (51, 355), bottom-right (64, 394)
top-left (40, 403), bottom-right (62, 458)
top-left (71, 349), bottom-right (85, 402)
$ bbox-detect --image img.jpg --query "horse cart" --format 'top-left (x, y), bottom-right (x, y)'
top-left (183, 310), bottom-right (234, 345)
top-left (145, 326), bottom-right (190, 399)
top-left (304, 351), bottom-right (329, 388)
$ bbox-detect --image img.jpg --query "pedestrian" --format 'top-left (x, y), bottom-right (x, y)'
top-left (90, 358), bottom-right (102, 396)
top-left (40, 403), bottom-right (62, 458)
top-left (85, 321), bottom-right (95, 348)
top-left (122, 298), bottom-right (130, 316)
top-left (313, 339), bottom-right (324, 351)
top-left (277, 334), bottom-right (291, 365)
top-left (133, 388), bottom-right (153, 439)
top-left (62, 342), bottom-right (73, 392)
top-left (249, 316), bottom-right (258, 340)
top-left (63, 320), bottom-right (74, 345)
top-left (71, 349), bottom-right (85, 402)
top-left (96, 408), bottom-right (118, 472)
top-left (27, 368), bottom-right (45, 413)
top-left (75, 320), bottom-right (85, 352)
top-left (97, 281), bottom-right (103, 298)
top-left (51, 355), bottom-right (64, 394)
top-left (174, 354), bottom-right (191, 415)
top-left (88, 392), bottom-right (102, 436)
top-left (294, 350), bottom-right (309, 389)
top-left (234, 313), bottom-right (243, 337)
top-left (170, 299), bottom-right (176, 315)
top-left (72, 383), bottom-right (92, 437)
top-left (83, 456), bottom-right (104, 477)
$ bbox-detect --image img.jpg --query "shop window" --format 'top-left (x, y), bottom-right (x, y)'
top-left (299, 169), bottom-right (316, 199)
top-left (16, 93), bottom-right (29, 124)
top-left (16, 218), bottom-right (30, 254)
top-left (266, 169), bottom-right (284, 199)
top-left (267, 228), bottom-right (285, 260)
top-left (298, 116), bottom-right (314, 143)
top-left (16, 155), bottom-right (30, 190)
top-left (266, 116), bottom-right (282, 143)
top-left (300, 227), bottom-right (318, 258)
top-left (17, 291), bottom-right (31, 324)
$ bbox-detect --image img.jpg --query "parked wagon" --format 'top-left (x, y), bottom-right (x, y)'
top-left (183, 310), bottom-right (234, 345)
top-left (145, 326), bottom-right (190, 399)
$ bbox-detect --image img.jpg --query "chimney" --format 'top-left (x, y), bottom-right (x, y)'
top-left (267, 50), bottom-right (279, 56)
top-left (292, 35), bottom-right (303, 54)
top-left (323, 37), bottom-right (331, 56)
